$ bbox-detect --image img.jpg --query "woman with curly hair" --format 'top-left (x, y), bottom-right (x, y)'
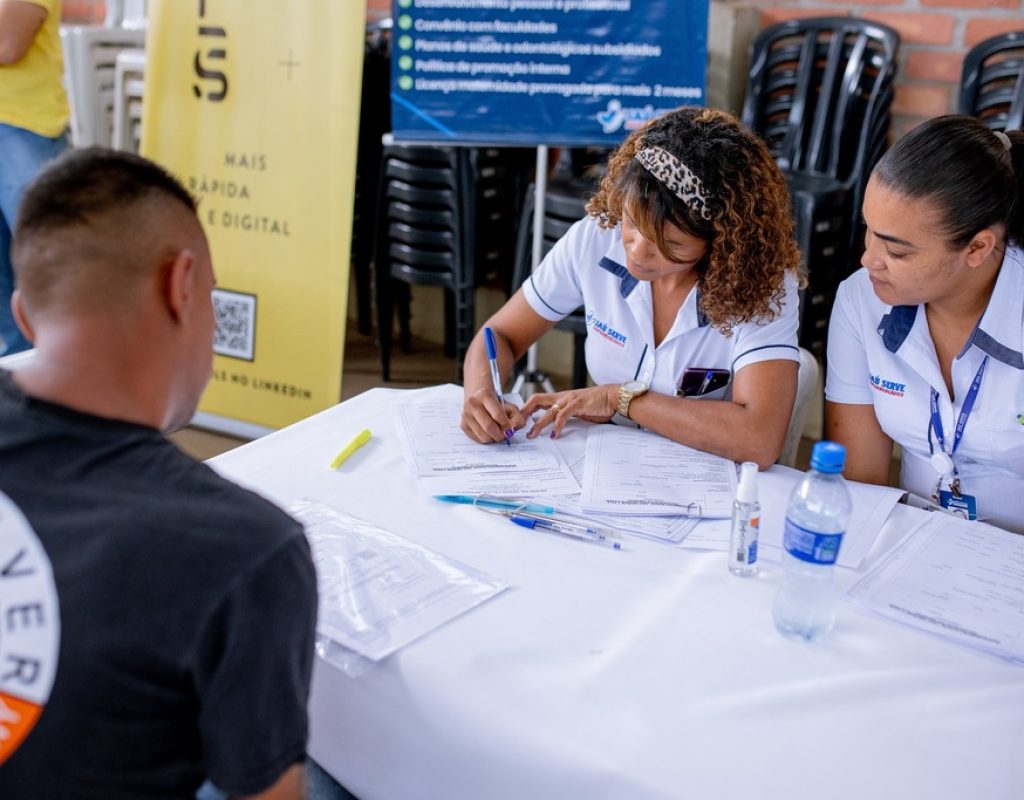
top-left (461, 106), bottom-right (803, 468)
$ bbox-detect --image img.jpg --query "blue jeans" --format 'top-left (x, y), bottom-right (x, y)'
top-left (0, 123), bottom-right (69, 355)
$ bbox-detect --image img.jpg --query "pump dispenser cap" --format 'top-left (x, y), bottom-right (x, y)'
top-left (736, 461), bottom-right (758, 503)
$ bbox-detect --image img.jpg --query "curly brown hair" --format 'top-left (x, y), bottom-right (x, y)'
top-left (587, 106), bottom-right (802, 334)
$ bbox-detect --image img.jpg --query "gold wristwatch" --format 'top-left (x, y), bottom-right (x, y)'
top-left (616, 380), bottom-right (649, 419)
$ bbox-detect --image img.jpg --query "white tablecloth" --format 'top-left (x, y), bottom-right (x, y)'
top-left (209, 385), bottom-right (1024, 800)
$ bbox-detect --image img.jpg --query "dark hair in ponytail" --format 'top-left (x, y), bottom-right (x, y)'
top-left (872, 115), bottom-right (1024, 249)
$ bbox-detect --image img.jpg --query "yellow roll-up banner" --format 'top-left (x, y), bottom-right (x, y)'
top-left (142, 0), bottom-right (364, 432)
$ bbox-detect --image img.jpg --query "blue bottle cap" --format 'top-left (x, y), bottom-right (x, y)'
top-left (810, 441), bottom-right (846, 474)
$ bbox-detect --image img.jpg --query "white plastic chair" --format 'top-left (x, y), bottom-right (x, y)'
top-left (105, 0), bottom-right (148, 29)
top-left (113, 48), bottom-right (146, 152)
top-left (60, 25), bottom-right (146, 146)
top-left (777, 346), bottom-right (820, 468)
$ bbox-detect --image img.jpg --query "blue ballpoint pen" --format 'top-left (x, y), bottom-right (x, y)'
top-left (697, 369), bottom-right (715, 397)
top-left (483, 327), bottom-right (513, 446)
top-left (434, 494), bottom-right (556, 516)
top-left (508, 513), bottom-right (622, 550)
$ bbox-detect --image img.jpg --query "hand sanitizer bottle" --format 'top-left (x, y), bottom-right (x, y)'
top-left (728, 461), bottom-right (760, 576)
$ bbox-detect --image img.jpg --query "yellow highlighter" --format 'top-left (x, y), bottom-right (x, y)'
top-left (329, 428), bottom-right (372, 470)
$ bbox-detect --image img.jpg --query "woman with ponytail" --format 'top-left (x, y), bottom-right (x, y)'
top-left (827, 115), bottom-right (1024, 531)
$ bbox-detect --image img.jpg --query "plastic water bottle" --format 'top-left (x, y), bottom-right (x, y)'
top-left (728, 461), bottom-right (760, 576)
top-left (772, 441), bottom-right (852, 641)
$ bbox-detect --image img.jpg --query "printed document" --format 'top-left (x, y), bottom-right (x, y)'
top-left (396, 397), bottom-right (580, 495)
top-left (847, 513), bottom-right (1024, 664)
top-left (580, 425), bottom-right (736, 517)
top-left (292, 499), bottom-right (507, 662)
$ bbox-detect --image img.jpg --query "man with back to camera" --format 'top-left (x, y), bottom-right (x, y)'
top-left (0, 148), bottom-right (318, 799)
top-left (0, 0), bottom-right (70, 355)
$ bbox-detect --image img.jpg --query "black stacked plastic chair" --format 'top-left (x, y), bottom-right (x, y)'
top-left (352, 20), bottom-right (392, 336)
top-left (510, 177), bottom-right (593, 389)
top-left (742, 17), bottom-right (899, 359)
top-left (959, 30), bottom-right (1024, 132)
top-left (375, 145), bottom-right (524, 382)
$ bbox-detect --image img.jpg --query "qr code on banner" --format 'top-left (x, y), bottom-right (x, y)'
top-left (213, 289), bottom-right (256, 361)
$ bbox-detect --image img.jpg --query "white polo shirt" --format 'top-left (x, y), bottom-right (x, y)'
top-left (522, 216), bottom-right (800, 402)
top-left (826, 246), bottom-right (1024, 533)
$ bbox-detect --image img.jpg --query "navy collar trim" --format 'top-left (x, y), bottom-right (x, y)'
top-left (598, 257), bottom-right (638, 298)
top-left (968, 328), bottom-right (1024, 369)
top-left (877, 305), bottom-right (917, 353)
top-left (878, 301), bottom-right (1024, 369)
top-left (695, 289), bottom-right (710, 328)
top-left (597, 256), bottom-right (710, 327)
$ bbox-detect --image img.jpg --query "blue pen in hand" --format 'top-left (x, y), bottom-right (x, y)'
top-left (483, 327), bottom-right (513, 446)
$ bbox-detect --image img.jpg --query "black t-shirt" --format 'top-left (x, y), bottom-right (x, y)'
top-left (0, 372), bottom-right (317, 799)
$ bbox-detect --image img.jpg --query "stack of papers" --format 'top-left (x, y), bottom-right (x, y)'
top-left (395, 393), bottom-right (899, 556)
top-left (846, 513), bottom-right (1024, 664)
top-left (396, 394), bottom-right (739, 543)
top-left (580, 426), bottom-right (736, 517)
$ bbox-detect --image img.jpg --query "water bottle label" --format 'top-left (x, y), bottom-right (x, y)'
top-left (783, 519), bottom-right (844, 565)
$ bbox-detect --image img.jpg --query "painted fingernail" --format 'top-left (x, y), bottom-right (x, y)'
top-left (550, 430), bottom-right (558, 439)
top-left (505, 429), bottom-right (515, 439)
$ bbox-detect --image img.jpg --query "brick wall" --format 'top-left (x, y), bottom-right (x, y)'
top-left (741, 0), bottom-right (1024, 137)
top-left (367, 0), bottom-right (390, 21)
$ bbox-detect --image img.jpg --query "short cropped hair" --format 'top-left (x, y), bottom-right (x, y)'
top-left (12, 147), bottom-right (199, 315)
top-left (588, 106), bottom-right (801, 334)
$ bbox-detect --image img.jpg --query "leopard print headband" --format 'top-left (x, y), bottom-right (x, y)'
top-left (634, 145), bottom-right (711, 221)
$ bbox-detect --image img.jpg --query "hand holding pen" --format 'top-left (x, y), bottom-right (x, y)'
top-left (483, 327), bottom-right (514, 447)
top-left (459, 327), bottom-right (526, 445)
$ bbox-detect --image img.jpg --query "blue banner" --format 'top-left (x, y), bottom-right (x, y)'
top-left (390, 0), bottom-right (708, 146)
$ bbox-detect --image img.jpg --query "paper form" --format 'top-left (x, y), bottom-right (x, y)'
top-left (847, 514), bottom-right (1024, 664)
top-left (291, 499), bottom-right (507, 662)
top-left (396, 398), bottom-right (580, 495)
top-left (673, 466), bottom-right (901, 567)
top-left (541, 446), bottom-right (694, 542)
top-left (579, 426), bottom-right (736, 517)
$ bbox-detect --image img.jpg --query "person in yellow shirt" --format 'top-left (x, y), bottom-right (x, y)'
top-left (0, 0), bottom-right (69, 355)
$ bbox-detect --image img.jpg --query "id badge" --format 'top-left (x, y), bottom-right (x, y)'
top-left (938, 491), bottom-right (978, 521)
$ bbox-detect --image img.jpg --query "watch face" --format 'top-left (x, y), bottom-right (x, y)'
top-left (622, 380), bottom-right (647, 393)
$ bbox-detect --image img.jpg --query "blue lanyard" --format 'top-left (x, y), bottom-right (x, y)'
top-left (928, 355), bottom-right (988, 462)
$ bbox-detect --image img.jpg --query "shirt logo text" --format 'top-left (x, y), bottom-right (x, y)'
top-left (870, 375), bottom-right (906, 398)
top-left (585, 309), bottom-right (627, 347)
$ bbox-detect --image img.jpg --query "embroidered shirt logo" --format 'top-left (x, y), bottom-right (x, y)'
top-left (0, 494), bottom-right (60, 767)
top-left (585, 309), bottom-right (627, 347)
top-left (869, 374), bottom-right (906, 398)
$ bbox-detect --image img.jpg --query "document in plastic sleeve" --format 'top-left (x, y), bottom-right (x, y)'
top-left (291, 499), bottom-right (508, 663)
